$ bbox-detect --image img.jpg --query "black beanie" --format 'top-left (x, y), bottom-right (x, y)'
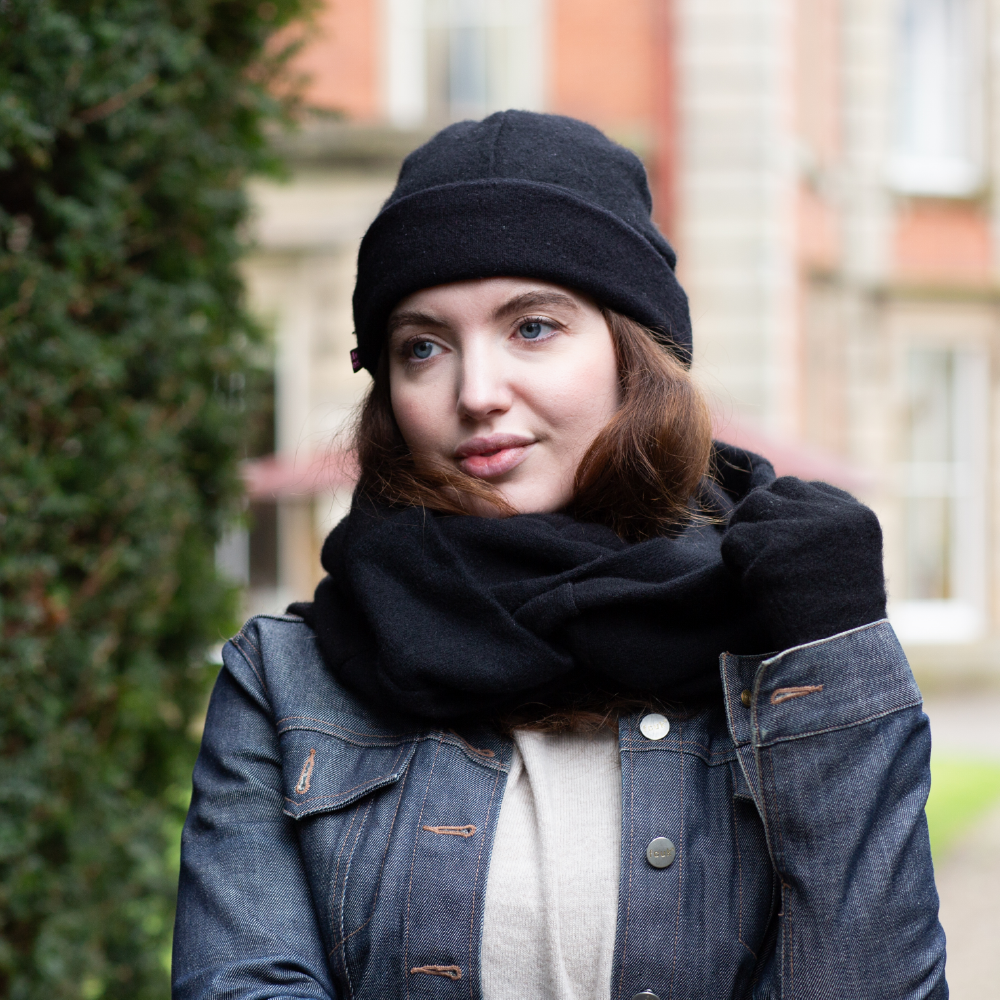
top-left (351, 110), bottom-right (692, 376)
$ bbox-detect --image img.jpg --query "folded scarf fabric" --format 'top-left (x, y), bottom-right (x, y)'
top-left (291, 443), bottom-right (775, 722)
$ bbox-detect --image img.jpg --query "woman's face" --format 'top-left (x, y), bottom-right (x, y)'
top-left (387, 277), bottom-right (622, 515)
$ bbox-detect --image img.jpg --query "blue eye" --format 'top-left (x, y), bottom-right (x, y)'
top-left (411, 340), bottom-right (435, 359)
top-left (519, 321), bottom-right (551, 340)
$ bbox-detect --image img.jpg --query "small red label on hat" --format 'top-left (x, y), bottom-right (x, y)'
top-left (350, 348), bottom-right (362, 372)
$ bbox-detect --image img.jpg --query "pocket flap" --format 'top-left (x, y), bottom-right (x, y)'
top-left (280, 728), bottom-right (418, 820)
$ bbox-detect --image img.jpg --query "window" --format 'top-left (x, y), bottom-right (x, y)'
top-left (889, 0), bottom-right (984, 196)
top-left (892, 347), bottom-right (987, 642)
top-left (216, 524), bottom-right (250, 586)
top-left (385, 0), bottom-right (546, 127)
top-left (446, 5), bottom-right (489, 119)
top-left (385, 0), bottom-right (429, 127)
top-left (214, 501), bottom-right (279, 592)
top-left (249, 500), bottom-right (279, 591)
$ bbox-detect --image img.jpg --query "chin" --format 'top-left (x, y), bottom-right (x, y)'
top-left (494, 485), bottom-right (569, 517)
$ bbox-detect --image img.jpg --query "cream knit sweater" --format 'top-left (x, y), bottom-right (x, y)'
top-left (481, 727), bottom-right (622, 999)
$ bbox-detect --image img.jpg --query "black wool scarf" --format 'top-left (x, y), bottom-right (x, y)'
top-left (291, 444), bottom-right (775, 722)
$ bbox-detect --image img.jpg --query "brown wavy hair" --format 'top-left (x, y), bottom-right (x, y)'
top-left (354, 308), bottom-right (712, 543)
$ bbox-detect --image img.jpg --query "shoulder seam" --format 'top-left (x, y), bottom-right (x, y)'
top-left (227, 629), bottom-right (269, 697)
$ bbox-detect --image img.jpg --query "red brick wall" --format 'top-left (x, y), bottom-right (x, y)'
top-left (549, 0), bottom-right (654, 126)
top-left (292, 0), bottom-right (380, 119)
top-left (549, 0), bottom-right (676, 237)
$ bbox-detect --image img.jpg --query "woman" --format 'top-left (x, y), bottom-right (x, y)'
top-left (172, 111), bottom-right (947, 1000)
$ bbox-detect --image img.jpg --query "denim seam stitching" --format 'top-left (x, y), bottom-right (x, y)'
top-left (228, 634), bottom-right (267, 692)
top-left (468, 746), bottom-right (504, 998)
top-left (276, 715), bottom-right (423, 741)
top-left (336, 754), bottom-right (412, 957)
top-left (283, 741), bottom-right (412, 811)
top-left (236, 625), bottom-right (262, 656)
top-left (734, 746), bottom-right (759, 810)
top-left (752, 698), bottom-right (922, 748)
top-left (327, 797), bottom-right (363, 991)
top-left (283, 782), bottom-right (396, 809)
top-left (330, 756), bottom-right (406, 996)
top-left (618, 741), bottom-right (737, 765)
top-left (616, 729), bottom-right (636, 1000)
top-left (340, 796), bottom-right (374, 999)
top-left (761, 749), bottom-right (786, 871)
top-left (440, 732), bottom-right (507, 773)
top-left (668, 724), bottom-right (685, 1000)
top-left (446, 728), bottom-right (498, 759)
top-left (276, 720), bottom-right (506, 771)
top-left (760, 749), bottom-right (794, 997)
top-left (341, 782), bottom-right (405, 955)
top-left (742, 743), bottom-right (781, 883)
top-left (720, 652), bottom-right (750, 746)
top-left (730, 765), bottom-right (758, 960)
top-left (404, 735), bottom-right (444, 998)
top-left (328, 744), bottom-right (414, 971)
top-left (283, 777), bottom-right (403, 811)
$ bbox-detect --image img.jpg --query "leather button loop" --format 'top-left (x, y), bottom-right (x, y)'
top-left (646, 837), bottom-right (676, 868)
top-left (639, 712), bottom-right (670, 740)
top-left (740, 688), bottom-right (752, 708)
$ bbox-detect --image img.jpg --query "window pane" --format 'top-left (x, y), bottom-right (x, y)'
top-left (904, 349), bottom-right (954, 599)
top-left (890, 0), bottom-right (982, 194)
top-left (905, 497), bottom-right (951, 598)
top-left (423, 0), bottom-right (545, 123)
top-left (249, 500), bottom-right (279, 590)
top-left (450, 22), bottom-right (488, 117)
top-left (907, 348), bottom-right (953, 463)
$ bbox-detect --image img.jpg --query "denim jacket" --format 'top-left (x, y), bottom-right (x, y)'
top-left (172, 615), bottom-right (947, 999)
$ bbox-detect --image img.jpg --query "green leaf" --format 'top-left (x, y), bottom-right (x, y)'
top-left (0, 0), bottom-right (308, 995)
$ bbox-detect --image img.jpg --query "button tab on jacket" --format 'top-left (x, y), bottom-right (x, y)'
top-left (639, 712), bottom-right (670, 740)
top-left (646, 837), bottom-right (676, 868)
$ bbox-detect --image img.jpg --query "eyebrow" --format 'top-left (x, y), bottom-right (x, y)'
top-left (387, 310), bottom-right (449, 337)
top-left (489, 290), bottom-right (582, 322)
top-left (387, 289), bottom-right (583, 338)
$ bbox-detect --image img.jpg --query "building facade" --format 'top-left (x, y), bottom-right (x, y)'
top-left (233, 0), bottom-right (1000, 681)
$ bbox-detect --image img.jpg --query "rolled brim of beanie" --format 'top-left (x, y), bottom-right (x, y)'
top-left (352, 178), bottom-right (692, 374)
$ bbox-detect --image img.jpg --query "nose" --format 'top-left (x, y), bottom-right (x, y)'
top-left (455, 339), bottom-right (512, 422)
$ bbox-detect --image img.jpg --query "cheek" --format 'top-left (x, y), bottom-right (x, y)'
top-left (390, 378), bottom-right (449, 455)
top-left (530, 344), bottom-right (621, 445)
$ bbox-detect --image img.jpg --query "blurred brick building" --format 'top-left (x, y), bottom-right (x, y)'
top-left (229, 0), bottom-right (1000, 681)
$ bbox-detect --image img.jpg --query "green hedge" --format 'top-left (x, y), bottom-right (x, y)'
top-left (0, 1), bottom-right (308, 996)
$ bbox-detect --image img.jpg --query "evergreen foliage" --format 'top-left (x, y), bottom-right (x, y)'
top-left (0, 1), bottom-right (308, 995)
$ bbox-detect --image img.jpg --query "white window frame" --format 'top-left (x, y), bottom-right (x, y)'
top-left (888, 0), bottom-right (985, 197)
top-left (385, 0), bottom-right (429, 127)
top-left (384, 0), bottom-right (547, 126)
top-left (890, 347), bottom-right (989, 644)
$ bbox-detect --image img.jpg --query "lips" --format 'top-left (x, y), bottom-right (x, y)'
top-left (454, 434), bottom-right (535, 479)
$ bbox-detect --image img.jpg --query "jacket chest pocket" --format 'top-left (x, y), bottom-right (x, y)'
top-left (279, 726), bottom-right (419, 960)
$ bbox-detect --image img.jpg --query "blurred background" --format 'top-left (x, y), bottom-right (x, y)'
top-left (3, 0), bottom-right (1000, 997)
top-left (240, 0), bottom-right (1000, 676)
top-left (221, 0), bottom-right (1000, 994)
top-left (237, 6), bottom-right (1000, 984)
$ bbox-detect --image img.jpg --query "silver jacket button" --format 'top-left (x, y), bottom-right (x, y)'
top-left (646, 837), bottom-right (676, 868)
top-left (632, 992), bottom-right (660, 1000)
top-left (639, 712), bottom-right (670, 740)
